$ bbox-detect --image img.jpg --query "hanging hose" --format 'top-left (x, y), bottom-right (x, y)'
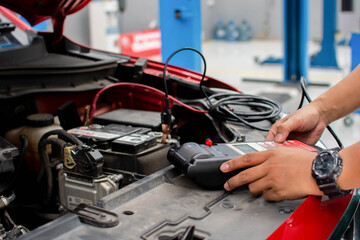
top-left (38, 136), bottom-right (68, 203)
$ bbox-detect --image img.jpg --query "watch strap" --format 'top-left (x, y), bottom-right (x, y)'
top-left (316, 179), bottom-right (350, 199)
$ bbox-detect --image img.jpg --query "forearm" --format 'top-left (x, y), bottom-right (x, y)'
top-left (337, 141), bottom-right (360, 190)
top-left (312, 64), bottom-right (360, 124)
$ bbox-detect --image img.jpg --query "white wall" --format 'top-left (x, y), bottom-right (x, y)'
top-left (203, 0), bottom-right (360, 40)
top-left (64, 5), bottom-right (90, 46)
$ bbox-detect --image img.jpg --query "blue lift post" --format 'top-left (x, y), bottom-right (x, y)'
top-left (257, 0), bottom-right (309, 83)
top-left (283, 0), bottom-right (309, 83)
top-left (350, 33), bottom-right (360, 71)
top-left (350, 32), bottom-right (360, 115)
top-left (262, 0), bottom-right (338, 71)
top-left (311, 0), bottom-right (339, 69)
top-left (158, 0), bottom-right (202, 72)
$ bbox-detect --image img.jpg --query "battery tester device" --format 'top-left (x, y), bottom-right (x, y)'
top-left (167, 140), bottom-right (320, 189)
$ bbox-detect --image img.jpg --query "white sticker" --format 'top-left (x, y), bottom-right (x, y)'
top-left (67, 196), bottom-right (93, 209)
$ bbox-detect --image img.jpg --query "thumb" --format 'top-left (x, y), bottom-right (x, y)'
top-left (271, 119), bottom-right (295, 142)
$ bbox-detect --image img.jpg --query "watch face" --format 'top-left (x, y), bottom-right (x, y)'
top-left (314, 153), bottom-right (336, 178)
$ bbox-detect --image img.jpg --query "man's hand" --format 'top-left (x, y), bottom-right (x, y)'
top-left (220, 147), bottom-right (323, 201)
top-left (265, 104), bottom-right (327, 145)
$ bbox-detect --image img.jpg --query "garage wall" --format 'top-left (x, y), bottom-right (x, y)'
top-left (202, 0), bottom-right (360, 41)
top-left (201, 0), bottom-right (282, 40)
top-left (63, 0), bottom-right (360, 47)
top-left (64, 5), bottom-right (91, 46)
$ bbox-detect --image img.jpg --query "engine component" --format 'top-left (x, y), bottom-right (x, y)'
top-left (0, 192), bottom-right (16, 209)
top-left (4, 113), bottom-right (62, 172)
top-left (0, 210), bottom-right (29, 239)
top-left (0, 137), bottom-right (18, 194)
top-left (68, 124), bottom-right (177, 175)
top-left (70, 203), bottom-right (119, 228)
top-left (93, 108), bottom-right (175, 131)
top-left (68, 124), bottom-right (156, 153)
top-left (58, 169), bottom-right (122, 210)
top-left (60, 144), bottom-right (122, 209)
top-left (63, 144), bottom-right (104, 178)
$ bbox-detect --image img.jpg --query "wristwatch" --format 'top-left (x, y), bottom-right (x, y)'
top-left (311, 148), bottom-right (350, 199)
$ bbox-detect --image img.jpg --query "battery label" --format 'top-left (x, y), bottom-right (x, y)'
top-left (116, 134), bottom-right (152, 144)
top-left (68, 128), bottom-right (120, 140)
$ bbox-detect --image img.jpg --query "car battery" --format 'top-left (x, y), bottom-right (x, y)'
top-left (68, 124), bottom-right (152, 150)
top-left (93, 108), bottom-right (175, 131)
top-left (111, 133), bottom-right (157, 154)
top-left (93, 109), bottom-right (163, 130)
top-left (68, 124), bottom-right (175, 175)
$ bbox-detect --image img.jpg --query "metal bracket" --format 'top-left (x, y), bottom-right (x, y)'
top-left (71, 203), bottom-right (119, 228)
top-left (133, 57), bottom-right (148, 82)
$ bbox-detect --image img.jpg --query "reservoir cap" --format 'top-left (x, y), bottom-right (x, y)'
top-left (26, 113), bottom-right (54, 127)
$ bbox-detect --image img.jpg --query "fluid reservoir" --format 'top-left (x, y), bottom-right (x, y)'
top-left (5, 113), bottom-right (63, 172)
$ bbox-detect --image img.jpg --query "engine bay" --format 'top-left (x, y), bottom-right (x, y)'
top-left (0, 33), bottom-right (287, 239)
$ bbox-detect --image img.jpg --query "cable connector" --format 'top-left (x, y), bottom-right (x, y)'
top-left (161, 109), bottom-right (172, 144)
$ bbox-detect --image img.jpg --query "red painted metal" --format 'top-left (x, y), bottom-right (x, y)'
top-left (0, 0), bottom-right (90, 26)
top-left (267, 194), bottom-right (352, 239)
top-left (0, 6), bottom-right (32, 31)
top-left (0, 0), bottom-right (90, 43)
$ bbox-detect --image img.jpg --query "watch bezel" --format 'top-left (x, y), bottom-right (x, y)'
top-left (312, 150), bottom-right (341, 180)
top-left (311, 148), bottom-right (349, 199)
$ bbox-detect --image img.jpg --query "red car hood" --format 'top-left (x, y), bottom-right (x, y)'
top-left (0, 0), bottom-right (90, 42)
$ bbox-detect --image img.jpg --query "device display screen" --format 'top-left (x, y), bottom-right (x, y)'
top-left (233, 144), bottom-right (257, 153)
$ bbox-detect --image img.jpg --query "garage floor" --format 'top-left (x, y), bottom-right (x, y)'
top-left (202, 39), bottom-right (359, 148)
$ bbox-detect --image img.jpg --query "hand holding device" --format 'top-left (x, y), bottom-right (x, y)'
top-left (168, 140), bottom-right (319, 190)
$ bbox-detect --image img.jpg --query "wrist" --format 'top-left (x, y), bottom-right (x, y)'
top-left (337, 146), bottom-right (357, 191)
top-left (311, 98), bottom-right (332, 126)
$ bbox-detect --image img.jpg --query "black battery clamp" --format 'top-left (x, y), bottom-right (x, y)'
top-left (167, 140), bottom-right (320, 190)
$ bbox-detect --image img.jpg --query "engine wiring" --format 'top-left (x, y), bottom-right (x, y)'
top-left (90, 48), bottom-right (282, 132)
top-left (89, 82), bottom-right (208, 121)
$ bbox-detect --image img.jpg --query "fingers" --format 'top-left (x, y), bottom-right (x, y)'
top-left (221, 151), bottom-right (274, 191)
top-left (265, 124), bottom-right (281, 141)
top-left (266, 115), bottom-right (301, 142)
top-left (224, 166), bottom-right (268, 191)
top-left (220, 151), bottom-right (268, 173)
top-left (248, 176), bottom-right (271, 196)
top-left (265, 117), bottom-right (288, 142)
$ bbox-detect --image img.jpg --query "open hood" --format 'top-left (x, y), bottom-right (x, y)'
top-left (0, 0), bottom-right (90, 42)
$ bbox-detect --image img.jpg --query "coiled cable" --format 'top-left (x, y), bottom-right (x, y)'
top-left (206, 92), bottom-right (282, 131)
top-left (162, 47), bottom-right (282, 131)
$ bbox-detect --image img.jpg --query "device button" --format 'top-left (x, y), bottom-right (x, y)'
top-left (205, 139), bottom-right (213, 146)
